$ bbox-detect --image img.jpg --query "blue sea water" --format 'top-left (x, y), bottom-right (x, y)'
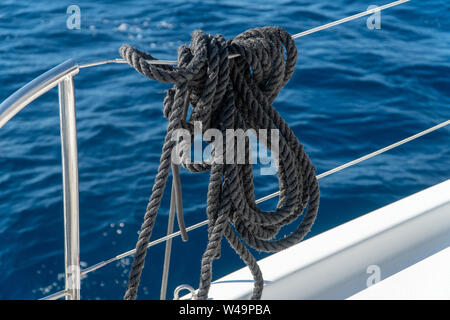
top-left (0, 0), bottom-right (448, 299)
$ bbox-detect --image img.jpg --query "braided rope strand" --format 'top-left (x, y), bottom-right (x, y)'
top-left (119, 26), bottom-right (320, 300)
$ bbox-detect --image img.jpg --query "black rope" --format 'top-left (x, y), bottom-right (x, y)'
top-left (119, 26), bottom-right (320, 300)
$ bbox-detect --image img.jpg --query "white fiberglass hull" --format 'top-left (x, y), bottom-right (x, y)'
top-left (206, 179), bottom-right (450, 300)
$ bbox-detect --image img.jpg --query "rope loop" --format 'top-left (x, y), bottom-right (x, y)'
top-left (119, 26), bottom-right (320, 300)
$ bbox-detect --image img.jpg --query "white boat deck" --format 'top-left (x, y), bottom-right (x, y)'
top-left (206, 179), bottom-right (450, 300)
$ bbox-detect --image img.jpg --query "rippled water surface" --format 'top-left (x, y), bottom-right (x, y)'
top-left (0, 0), bottom-right (448, 299)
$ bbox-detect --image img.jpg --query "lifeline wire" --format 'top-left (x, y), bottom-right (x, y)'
top-left (78, 0), bottom-right (410, 69)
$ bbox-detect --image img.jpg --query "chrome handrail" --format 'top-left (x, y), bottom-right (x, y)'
top-left (0, 60), bottom-right (81, 300)
top-left (0, 59), bottom-right (79, 128)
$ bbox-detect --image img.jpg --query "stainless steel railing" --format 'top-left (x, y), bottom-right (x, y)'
top-left (0, 59), bottom-right (81, 300)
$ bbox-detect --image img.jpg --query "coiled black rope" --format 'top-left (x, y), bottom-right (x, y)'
top-left (119, 26), bottom-right (320, 300)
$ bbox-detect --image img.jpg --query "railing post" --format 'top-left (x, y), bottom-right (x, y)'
top-left (58, 76), bottom-right (81, 300)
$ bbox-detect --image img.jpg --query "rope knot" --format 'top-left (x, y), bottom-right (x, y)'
top-left (119, 26), bottom-right (319, 301)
